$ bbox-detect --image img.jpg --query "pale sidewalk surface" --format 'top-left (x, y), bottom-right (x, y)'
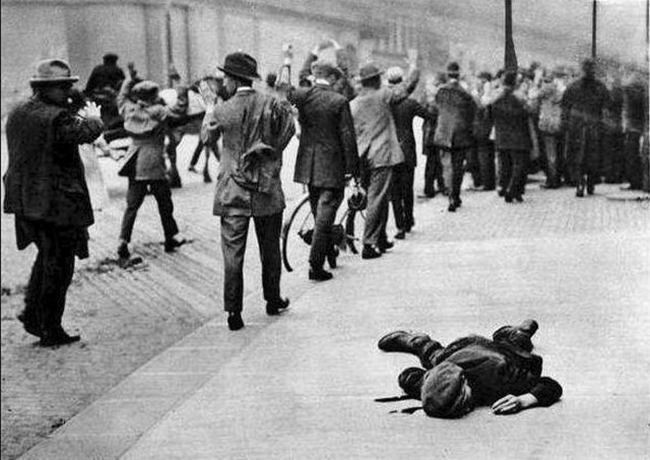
top-left (4, 131), bottom-right (649, 459)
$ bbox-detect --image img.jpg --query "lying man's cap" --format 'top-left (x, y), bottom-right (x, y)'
top-left (421, 361), bottom-right (473, 418)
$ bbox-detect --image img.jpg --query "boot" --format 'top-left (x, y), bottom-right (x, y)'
top-left (398, 367), bottom-right (426, 399)
top-left (492, 319), bottom-right (539, 352)
top-left (378, 331), bottom-right (435, 356)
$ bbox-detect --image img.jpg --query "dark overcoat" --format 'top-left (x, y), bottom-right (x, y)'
top-left (3, 97), bottom-right (103, 233)
top-left (489, 89), bottom-right (533, 151)
top-left (391, 97), bottom-right (432, 168)
top-left (288, 83), bottom-right (359, 189)
top-left (433, 82), bottom-right (476, 150)
top-left (430, 335), bottom-right (563, 407)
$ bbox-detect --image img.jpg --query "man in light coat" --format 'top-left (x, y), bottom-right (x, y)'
top-left (350, 58), bottom-right (420, 259)
top-left (201, 52), bottom-right (295, 331)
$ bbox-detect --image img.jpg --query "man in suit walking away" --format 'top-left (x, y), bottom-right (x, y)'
top-left (283, 61), bottom-right (359, 281)
top-left (488, 71), bottom-right (533, 203)
top-left (385, 66), bottom-right (433, 240)
top-left (434, 62), bottom-right (477, 212)
top-left (201, 52), bottom-right (295, 331)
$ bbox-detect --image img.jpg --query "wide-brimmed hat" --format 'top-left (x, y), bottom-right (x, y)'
top-left (29, 59), bottom-right (79, 86)
top-left (218, 52), bottom-right (260, 80)
top-left (359, 63), bottom-right (384, 81)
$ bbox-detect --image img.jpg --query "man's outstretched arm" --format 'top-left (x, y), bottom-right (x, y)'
top-left (492, 377), bottom-right (563, 415)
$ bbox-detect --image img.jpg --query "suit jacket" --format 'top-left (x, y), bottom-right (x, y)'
top-left (288, 83), bottom-right (359, 189)
top-left (117, 78), bottom-right (188, 180)
top-left (350, 69), bottom-right (420, 169)
top-left (489, 88), bottom-right (532, 151)
top-left (202, 89), bottom-right (295, 217)
top-left (390, 96), bottom-right (432, 168)
top-left (3, 97), bottom-right (103, 230)
top-left (434, 81), bottom-right (476, 150)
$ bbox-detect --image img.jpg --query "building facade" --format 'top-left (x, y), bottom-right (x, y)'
top-left (1, 0), bottom-right (447, 116)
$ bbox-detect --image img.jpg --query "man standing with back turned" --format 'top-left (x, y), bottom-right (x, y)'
top-left (434, 62), bottom-right (477, 212)
top-left (350, 56), bottom-right (420, 259)
top-left (284, 60), bottom-right (359, 281)
top-left (4, 59), bottom-right (104, 346)
top-left (201, 52), bottom-right (295, 331)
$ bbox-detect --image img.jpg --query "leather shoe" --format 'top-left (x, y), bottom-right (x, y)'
top-left (117, 242), bottom-right (130, 259)
top-left (164, 237), bottom-right (187, 253)
top-left (309, 267), bottom-right (333, 281)
top-left (378, 240), bottom-right (394, 253)
top-left (227, 312), bottom-right (244, 331)
top-left (514, 194), bottom-right (524, 202)
top-left (394, 230), bottom-right (406, 240)
top-left (266, 297), bottom-right (290, 316)
top-left (362, 245), bottom-right (382, 259)
top-left (587, 184), bottom-right (595, 195)
top-left (40, 329), bottom-right (81, 347)
top-left (17, 313), bottom-right (41, 337)
top-left (504, 194), bottom-right (513, 203)
top-left (497, 189), bottom-right (506, 197)
top-left (447, 202), bottom-right (457, 212)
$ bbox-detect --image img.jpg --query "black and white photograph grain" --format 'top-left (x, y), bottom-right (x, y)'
top-left (1, 0), bottom-right (649, 459)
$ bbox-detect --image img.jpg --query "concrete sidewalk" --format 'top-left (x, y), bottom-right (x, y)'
top-left (18, 179), bottom-right (650, 460)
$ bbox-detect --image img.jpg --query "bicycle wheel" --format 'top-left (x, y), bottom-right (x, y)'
top-left (281, 194), bottom-right (314, 272)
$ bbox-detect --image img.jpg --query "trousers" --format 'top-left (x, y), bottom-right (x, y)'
top-left (308, 186), bottom-right (344, 269)
top-left (498, 149), bottom-right (529, 197)
top-left (21, 223), bottom-right (79, 335)
top-left (391, 163), bottom-right (415, 231)
top-left (423, 146), bottom-right (445, 196)
top-left (440, 148), bottom-right (468, 203)
top-left (220, 212), bottom-right (283, 313)
top-left (363, 167), bottom-right (393, 246)
top-left (120, 179), bottom-right (179, 242)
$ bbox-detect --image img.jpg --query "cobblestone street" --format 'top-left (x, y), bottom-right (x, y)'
top-left (2, 131), bottom-right (650, 459)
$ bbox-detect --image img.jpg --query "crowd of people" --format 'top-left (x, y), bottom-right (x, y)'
top-left (3, 41), bottom-right (649, 343)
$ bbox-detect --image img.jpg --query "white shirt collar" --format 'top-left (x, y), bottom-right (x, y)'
top-left (236, 87), bottom-right (254, 93)
top-left (314, 79), bottom-right (330, 86)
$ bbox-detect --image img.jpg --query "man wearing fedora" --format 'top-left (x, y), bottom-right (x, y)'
top-left (434, 62), bottom-right (477, 212)
top-left (4, 59), bottom-right (104, 346)
top-left (350, 57), bottom-right (420, 260)
top-left (201, 52), bottom-right (295, 331)
top-left (282, 60), bottom-right (359, 281)
top-left (377, 320), bottom-right (563, 418)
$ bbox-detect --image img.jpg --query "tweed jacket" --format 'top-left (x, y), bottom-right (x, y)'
top-left (350, 69), bottom-right (420, 169)
top-left (431, 335), bottom-right (563, 407)
top-left (489, 88), bottom-right (533, 151)
top-left (202, 89), bottom-right (295, 217)
top-left (3, 96), bottom-right (103, 229)
top-left (433, 81), bottom-right (477, 150)
top-left (390, 96), bottom-right (433, 168)
top-left (287, 83), bottom-right (359, 189)
top-left (117, 78), bottom-right (188, 180)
